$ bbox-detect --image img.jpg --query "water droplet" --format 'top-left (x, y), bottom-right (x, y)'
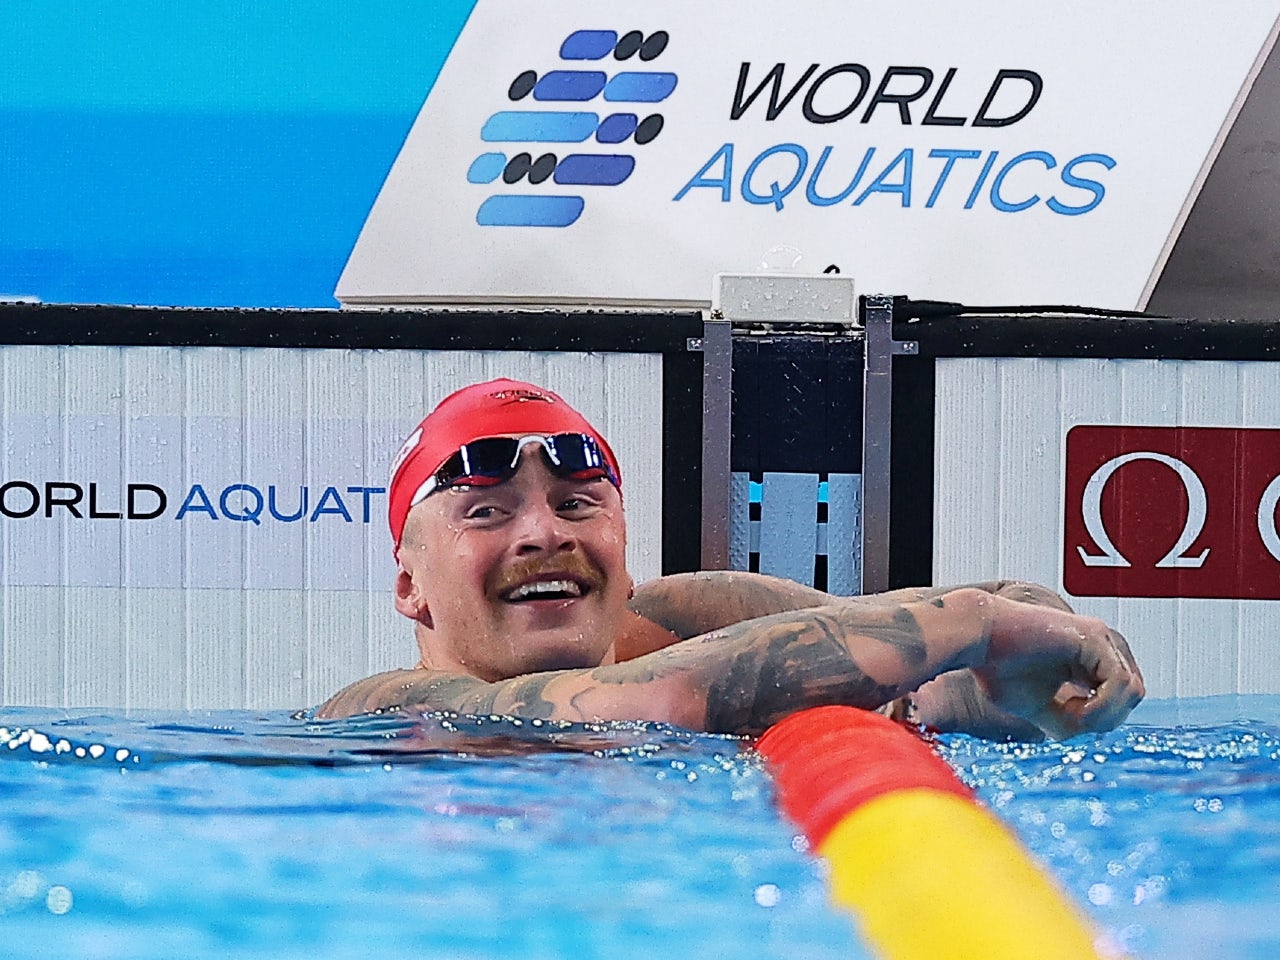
top-left (754, 883), bottom-right (782, 908)
top-left (46, 885), bottom-right (73, 915)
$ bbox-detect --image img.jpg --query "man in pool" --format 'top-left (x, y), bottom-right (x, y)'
top-left (318, 379), bottom-right (1145, 739)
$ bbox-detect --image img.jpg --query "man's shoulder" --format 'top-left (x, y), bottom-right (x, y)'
top-left (629, 570), bottom-right (834, 639)
top-left (316, 666), bottom-right (486, 720)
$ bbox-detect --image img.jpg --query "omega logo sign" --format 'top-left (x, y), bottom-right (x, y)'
top-left (1063, 425), bottom-right (1280, 600)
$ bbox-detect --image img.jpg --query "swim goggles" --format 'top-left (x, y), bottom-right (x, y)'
top-left (414, 433), bottom-right (619, 502)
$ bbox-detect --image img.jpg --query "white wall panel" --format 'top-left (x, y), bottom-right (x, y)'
top-left (4, 348), bottom-right (64, 589)
top-left (245, 591), bottom-right (306, 711)
top-left (1174, 362), bottom-right (1243, 695)
top-left (124, 350), bottom-right (185, 590)
top-left (186, 590), bottom-right (246, 709)
top-left (183, 349), bottom-right (247, 590)
top-left (125, 590), bottom-right (185, 710)
top-left (362, 349), bottom-right (426, 599)
top-left (935, 356), bottom-right (1280, 698)
top-left (1111, 360), bottom-right (1179, 695)
top-left (305, 351), bottom-right (370, 593)
top-left (1002, 360), bottom-right (1062, 584)
top-left (602, 352), bottom-right (664, 584)
top-left (430, 350), bottom-right (488, 407)
top-left (1240, 364), bottom-right (1280, 693)
top-left (3, 349), bottom-right (66, 707)
top-left (305, 590), bottom-right (371, 709)
top-left (65, 348), bottom-right (124, 588)
top-left (64, 353), bottom-right (128, 708)
top-left (65, 588), bottom-right (125, 707)
top-left (367, 599), bottom-right (409, 678)
top-left (4, 590), bottom-right (62, 707)
top-left (0, 345), bottom-right (667, 709)
top-left (934, 359), bottom-right (1002, 577)
top-left (1122, 599), bottom-right (1180, 700)
top-left (245, 349), bottom-right (305, 591)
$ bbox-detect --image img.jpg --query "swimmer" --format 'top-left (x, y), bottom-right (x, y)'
top-left (317, 379), bottom-right (1144, 739)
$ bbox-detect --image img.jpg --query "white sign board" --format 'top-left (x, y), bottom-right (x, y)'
top-left (338, 0), bottom-right (1280, 310)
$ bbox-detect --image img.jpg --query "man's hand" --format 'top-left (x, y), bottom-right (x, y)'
top-left (970, 595), bottom-right (1145, 739)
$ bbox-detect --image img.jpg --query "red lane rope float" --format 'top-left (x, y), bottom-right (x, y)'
top-left (757, 705), bottom-right (1113, 960)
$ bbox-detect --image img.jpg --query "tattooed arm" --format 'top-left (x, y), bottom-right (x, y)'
top-left (627, 571), bottom-right (1071, 640)
top-left (317, 589), bottom-right (1143, 738)
top-left (628, 571), bottom-right (1089, 739)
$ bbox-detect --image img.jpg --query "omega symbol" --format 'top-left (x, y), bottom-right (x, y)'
top-left (1076, 451), bottom-right (1209, 569)
top-left (1076, 451), bottom-right (1280, 568)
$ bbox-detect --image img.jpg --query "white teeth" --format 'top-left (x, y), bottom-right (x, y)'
top-left (507, 579), bottom-right (582, 600)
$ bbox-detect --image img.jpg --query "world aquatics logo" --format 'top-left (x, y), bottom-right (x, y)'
top-left (467, 29), bottom-right (676, 227)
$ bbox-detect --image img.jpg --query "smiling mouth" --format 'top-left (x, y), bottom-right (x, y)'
top-left (501, 579), bottom-right (587, 602)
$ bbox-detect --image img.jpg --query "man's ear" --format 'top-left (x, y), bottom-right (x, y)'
top-left (393, 565), bottom-right (434, 628)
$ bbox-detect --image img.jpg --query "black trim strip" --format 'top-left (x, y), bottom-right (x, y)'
top-left (896, 314), bottom-right (1280, 361)
top-left (728, 335), bottom-right (864, 475)
top-left (0, 303), bottom-right (703, 353)
top-left (888, 354), bottom-right (935, 590)
top-left (662, 347), bottom-right (706, 575)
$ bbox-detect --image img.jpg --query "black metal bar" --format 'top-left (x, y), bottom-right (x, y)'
top-left (0, 303), bottom-right (704, 353)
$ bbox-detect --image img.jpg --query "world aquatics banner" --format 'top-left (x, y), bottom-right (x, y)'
top-left (337, 0), bottom-right (1280, 310)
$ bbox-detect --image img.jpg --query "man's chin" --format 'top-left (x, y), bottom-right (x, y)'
top-left (479, 596), bottom-right (623, 674)
top-left (500, 624), bottom-right (614, 676)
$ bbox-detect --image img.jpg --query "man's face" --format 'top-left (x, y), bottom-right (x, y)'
top-left (395, 444), bottom-right (630, 681)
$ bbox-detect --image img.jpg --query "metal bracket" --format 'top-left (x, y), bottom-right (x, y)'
top-left (699, 318), bottom-right (733, 570)
top-left (859, 295), bottom-right (915, 594)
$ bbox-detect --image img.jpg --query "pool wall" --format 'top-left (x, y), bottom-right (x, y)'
top-left (6, 298), bottom-right (1280, 707)
top-left (934, 356), bottom-right (1280, 699)
top-left (0, 305), bottom-right (712, 709)
top-left (885, 307), bottom-right (1280, 700)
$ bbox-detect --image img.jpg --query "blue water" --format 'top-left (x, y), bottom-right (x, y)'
top-left (0, 711), bottom-right (857, 960)
top-left (0, 697), bottom-right (1277, 959)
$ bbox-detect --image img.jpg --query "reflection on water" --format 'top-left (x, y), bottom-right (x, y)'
top-left (1, 708), bottom-right (736, 767)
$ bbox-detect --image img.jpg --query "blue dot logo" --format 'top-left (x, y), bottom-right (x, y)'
top-left (472, 29), bottom-right (674, 227)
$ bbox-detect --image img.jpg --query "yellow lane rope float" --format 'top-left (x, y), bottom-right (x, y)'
top-left (756, 705), bottom-right (1115, 960)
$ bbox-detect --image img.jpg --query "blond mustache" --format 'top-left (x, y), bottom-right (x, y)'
top-left (490, 553), bottom-right (605, 596)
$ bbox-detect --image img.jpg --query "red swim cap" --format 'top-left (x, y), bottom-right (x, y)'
top-left (386, 378), bottom-right (622, 552)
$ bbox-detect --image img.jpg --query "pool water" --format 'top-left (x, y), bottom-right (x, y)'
top-left (0, 710), bottom-right (857, 960)
top-left (947, 696), bottom-right (1280, 960)
top-left (0, 696), bottom-right (1277, 960)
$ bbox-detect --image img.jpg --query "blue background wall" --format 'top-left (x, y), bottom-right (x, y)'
top-left (1, 1), bottom-right (476, 308)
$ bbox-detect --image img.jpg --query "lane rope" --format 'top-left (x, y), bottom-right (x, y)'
top-left (757, 705), bottom-right (1115, 960)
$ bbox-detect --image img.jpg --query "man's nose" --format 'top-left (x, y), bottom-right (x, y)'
top-left (513, 501), bottom-right (576, 555)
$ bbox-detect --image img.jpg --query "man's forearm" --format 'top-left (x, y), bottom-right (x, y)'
top-left (319, 589), bottom-right (997, 734)
top-left (616, 589), bottom-right (993, 733)
top-left (630, 570), bottom-right (1065, 641)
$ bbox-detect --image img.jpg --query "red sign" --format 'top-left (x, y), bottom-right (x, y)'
top-left (1063, 425), bottom-right (1280, 599)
